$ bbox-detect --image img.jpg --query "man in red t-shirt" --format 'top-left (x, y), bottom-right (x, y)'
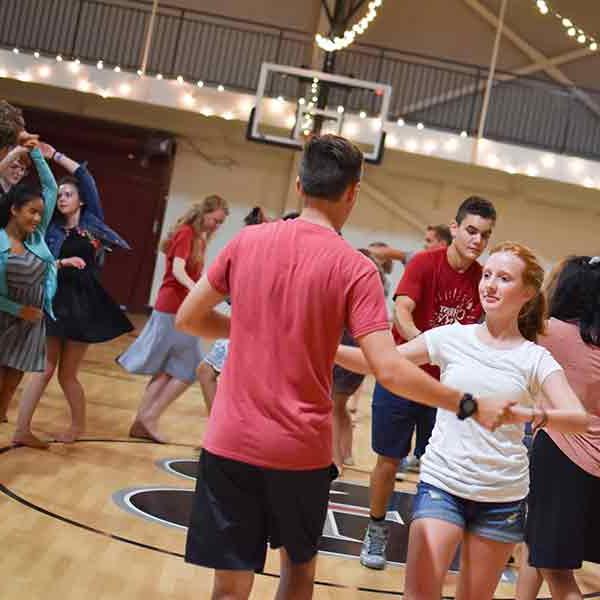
top-left (176, 137), bottom-right (510, 600)
top-left (360, 196), bottom-right (497, 571)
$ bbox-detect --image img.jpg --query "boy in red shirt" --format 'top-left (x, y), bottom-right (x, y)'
top-left (176, 137), bottom-right (510, 600)
top-left (361, 196), bottom-right (497, 570)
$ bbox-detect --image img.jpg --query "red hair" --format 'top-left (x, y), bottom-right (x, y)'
top-left (489, 242), bottom-right (547, 342)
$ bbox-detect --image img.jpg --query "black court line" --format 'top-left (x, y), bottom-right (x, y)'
top-left (1, 442), bottom-right (599, 599)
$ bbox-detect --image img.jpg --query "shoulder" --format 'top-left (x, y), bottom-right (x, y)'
top-left (408, 247), bottom-right (444, 269)
top-left (174, 224), bottom-right (195, 241)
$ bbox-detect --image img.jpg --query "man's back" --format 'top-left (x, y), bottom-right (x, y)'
top-left (203, 218), bottom-right (389, 470)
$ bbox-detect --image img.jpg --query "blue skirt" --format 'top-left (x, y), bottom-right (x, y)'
top-left (117, 310), bottom-right (203, 383)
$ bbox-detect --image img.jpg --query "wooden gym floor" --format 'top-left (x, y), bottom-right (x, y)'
top-left (1, 315), bottom-right (599, 599)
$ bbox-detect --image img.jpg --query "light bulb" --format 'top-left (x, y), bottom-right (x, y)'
top-left (56, 55), bottom-right (63, 62)
top-left (34, 51), bottom-right (40, 59)
top-left (417, 122), bottom-right (424, 130)
top-left (12, 48), bottom-right (19, 54)
top-left (176, 75), bottom-right (184, 84)
top-left (114, 65), bottom-right (121, 72)
top-left (359, 111), bottom-right (367, 119)
top-left (197, 80), bottom-right (204, 87)
top-left (156, 73), bottom-right (163, 80)
top-left (397, 118), bottom-right (405, 126)
top-left (217, 84), bottom-right (225, 92)
top-left (97, 60), bottom-right (104, 70)
top-left (590, 41), bottom-right (598, 51)
top-left (337, 105), bottom-right (344, 113)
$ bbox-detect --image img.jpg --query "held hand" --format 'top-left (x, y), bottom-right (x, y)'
top-left (61, 257), bottom-right (86, 269)
top-left (38, 142), bottom-right (56, 160)
top-left (473, 396), bottom-right (517, 431)
top-left (17, 131), bottom-right (39, 146)
top-left (505, 405), bottom-right (538, 425)
top-left (19, 305), bottom-right (43, 322)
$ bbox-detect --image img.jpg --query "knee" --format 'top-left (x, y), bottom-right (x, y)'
top-left (197, 362), bottom-right (216, 383)
top-left (542, 568), bottom-right (577, 588)
top-left (57, 368), bottom-right (79, 389)
top-left (376, 455), bottom-right (400, 478)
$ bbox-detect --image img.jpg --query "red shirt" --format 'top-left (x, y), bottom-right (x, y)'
top-left (155, 225), bottom-right (204, 314)
top-left (203, 219), bottom-right (390, 470)
top-left (393, 247), bottom-right (483, 378)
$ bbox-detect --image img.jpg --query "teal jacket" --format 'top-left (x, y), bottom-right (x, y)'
top-left (0, 148), bottom-right (58, 319)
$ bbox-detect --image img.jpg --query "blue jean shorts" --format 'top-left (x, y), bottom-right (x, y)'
top-left (203, 339), bottom-right (229, 373)
top-left (412, 481), bottom-right (526, 544)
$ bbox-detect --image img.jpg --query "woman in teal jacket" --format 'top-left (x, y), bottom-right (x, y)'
top-left (0, 146), bottom-right (79, 429)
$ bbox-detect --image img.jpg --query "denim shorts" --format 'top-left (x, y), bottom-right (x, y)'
top-left (203, 339), bottom-right (229, 373)
top-left (412, 481), bottom-right (526, 544)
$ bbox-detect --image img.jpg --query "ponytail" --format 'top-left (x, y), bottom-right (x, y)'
top-left (518, 291), bottom-right (547, 342)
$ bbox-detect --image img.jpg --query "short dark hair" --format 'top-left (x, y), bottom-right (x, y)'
top-left (243, 206), bottom-right (265, 226)
top-left (548, 256), bottom-right (600, 347)
top-left (0, 183), bottom-right (42, 228)
top-left (282, 211), bottom-right (300, 220)
top-left (427, 224), bottom-right (452, 246)
top-left (455, 196), bottom-right (496, 224)
top-left (298, 134), bottom-right (363, 201)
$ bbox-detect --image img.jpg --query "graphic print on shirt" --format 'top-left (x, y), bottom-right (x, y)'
top-left (431, 287), bottom-right (480, 328)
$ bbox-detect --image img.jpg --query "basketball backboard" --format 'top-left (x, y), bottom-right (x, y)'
top-left (247, 63), bottom-right (392, 164)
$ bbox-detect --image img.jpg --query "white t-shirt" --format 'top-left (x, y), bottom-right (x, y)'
top-left (421, 323), bottom-right (562, 502)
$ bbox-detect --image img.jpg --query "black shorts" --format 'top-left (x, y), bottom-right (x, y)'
top-left (526, 430), bottom-right (600, 569)
top-left (332, 330), bottom-right (364, 396)
top-left (185, 450), bottom-right (338, 572)
top-left (332, 364), bottom-right (365, 396)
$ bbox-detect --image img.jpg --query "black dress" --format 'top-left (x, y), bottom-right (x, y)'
top-left (46, 229), bottom-right (133, 343)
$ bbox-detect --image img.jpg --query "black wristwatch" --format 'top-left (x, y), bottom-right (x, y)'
top-left (457, 393), bottom-right (478, 420)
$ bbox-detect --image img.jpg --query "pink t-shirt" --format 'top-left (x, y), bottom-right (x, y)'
top-left (538, 318), bottom-right (600, 477)
top-left (202, 219), bottom-right (390, 470)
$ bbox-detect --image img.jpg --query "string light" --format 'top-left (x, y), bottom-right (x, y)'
top-left (534, 1), bottom-right (598, 52)
top-left (316, 0), bottom-right (384, 52)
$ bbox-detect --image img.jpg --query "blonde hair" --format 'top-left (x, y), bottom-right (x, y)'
top-left (160, 194), bottom-right (228, 253)
top-left (489, 242), bottom-right (547, 342)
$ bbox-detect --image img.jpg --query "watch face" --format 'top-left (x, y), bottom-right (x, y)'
top-left (463, 398), bottom-right (476, 414)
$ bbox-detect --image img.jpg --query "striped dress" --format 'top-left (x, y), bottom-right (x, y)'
top-left (0, 250), bottom-right (47, 372)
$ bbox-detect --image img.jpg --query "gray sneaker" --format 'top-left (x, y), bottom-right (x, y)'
top-left (399, 455), bottom-right (421, 473)
top-left (360, 520), bottom-right (389, 570)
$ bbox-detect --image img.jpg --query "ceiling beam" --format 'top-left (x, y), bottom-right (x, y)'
top-left (399, 46), bottom-right (595, 117)
top-left (461, 0), bottom-right (600, 116)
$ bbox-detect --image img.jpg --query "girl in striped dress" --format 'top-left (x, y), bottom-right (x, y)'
top-left (0, 146), bottom-right (77, 437)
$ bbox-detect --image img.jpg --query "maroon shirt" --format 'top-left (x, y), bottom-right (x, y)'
top-left (393, 247), bottom-right (483, 378)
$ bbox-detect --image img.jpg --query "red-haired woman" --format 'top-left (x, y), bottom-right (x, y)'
top-left (337, 242), bottom-right (589, 600)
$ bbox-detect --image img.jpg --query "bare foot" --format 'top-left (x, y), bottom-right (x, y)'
top-left (12, 431), bottom-right (50, 449)
top-left (54, 429), bottom-right (84, 443)
top-left (129, 420), bottom-right (166, 444)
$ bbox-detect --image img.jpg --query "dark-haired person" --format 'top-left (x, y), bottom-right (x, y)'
top-left (0, 145), bottom-right (61, 424)
top-left (197, 206), bottom-right (267, 413)
top-left (119, 196), bottom-right (229, 443)
top-left (176, 134), bottom-right (515, 600)
top-left (0, 101), bottom-right (38, 196)
top-left (336, 242), bottom-right (589, 599)
top-left (516, 256), bottom-right (600, 600)
top-left (367, 224), bottom-right (453, 270)
top-left (360, 196), bottom-right (497, 570)
top-left (13, 144), bottom-right (132, 447)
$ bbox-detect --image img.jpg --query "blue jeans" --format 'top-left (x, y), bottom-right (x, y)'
top-left (412, 481), bottom-right (526, 544)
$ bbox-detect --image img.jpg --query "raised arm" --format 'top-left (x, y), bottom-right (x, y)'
top-left (39, 143), bottom-right (104, 221)
top-left (29, 147), bottom-right (57, 233)
top-left (335, 335), bottom-right (430, 374)
top-left (176, 275), bottom-right (230, 339)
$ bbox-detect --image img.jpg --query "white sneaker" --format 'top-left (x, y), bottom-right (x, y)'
top-left (399, 455), bottom-right (421, 473)
top-left (360, 520), bottom-right (389, 570)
